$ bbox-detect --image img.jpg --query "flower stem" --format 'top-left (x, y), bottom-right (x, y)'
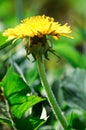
top-left (36, 54), bottom-right (68, 129)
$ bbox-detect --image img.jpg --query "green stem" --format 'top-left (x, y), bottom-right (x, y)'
top-left (36, 54), bottom-right (68, 129)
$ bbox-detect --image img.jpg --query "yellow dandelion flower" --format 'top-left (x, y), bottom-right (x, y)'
top-left (3, 15), bottom-right (73, 59)
top-left (3, 15), bottom-right (72, 40)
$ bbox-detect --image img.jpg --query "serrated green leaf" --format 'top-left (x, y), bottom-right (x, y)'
top-left (29, 117), bottom-right (46, 130)
top-left (2, 67), bottom-right (45, 118)
top-left (2, 67), bottom-right (31, 97)
top-left (60, 68), bottom-right (86, 110)
top-left (11, 95), bottom-right (44, 118)
top-left (14, 116), bottom-right (46, 130)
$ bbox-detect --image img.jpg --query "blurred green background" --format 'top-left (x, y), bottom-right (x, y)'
top-left (0, 0), bottom-right (86, 130)
top-left (0, 0), bottom-right (86, 69)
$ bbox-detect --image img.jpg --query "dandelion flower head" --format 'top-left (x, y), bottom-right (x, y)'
top-left (3, 15), bottom-right (72, 40)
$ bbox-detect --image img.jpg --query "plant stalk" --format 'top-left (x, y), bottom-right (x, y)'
top-left (36, 54), bottom-right (68, 129)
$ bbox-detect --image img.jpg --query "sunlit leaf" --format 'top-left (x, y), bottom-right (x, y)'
top-left (1, 67), bottom-right (45, 118)
top-left (11, 95), bottom-right (44, 118)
